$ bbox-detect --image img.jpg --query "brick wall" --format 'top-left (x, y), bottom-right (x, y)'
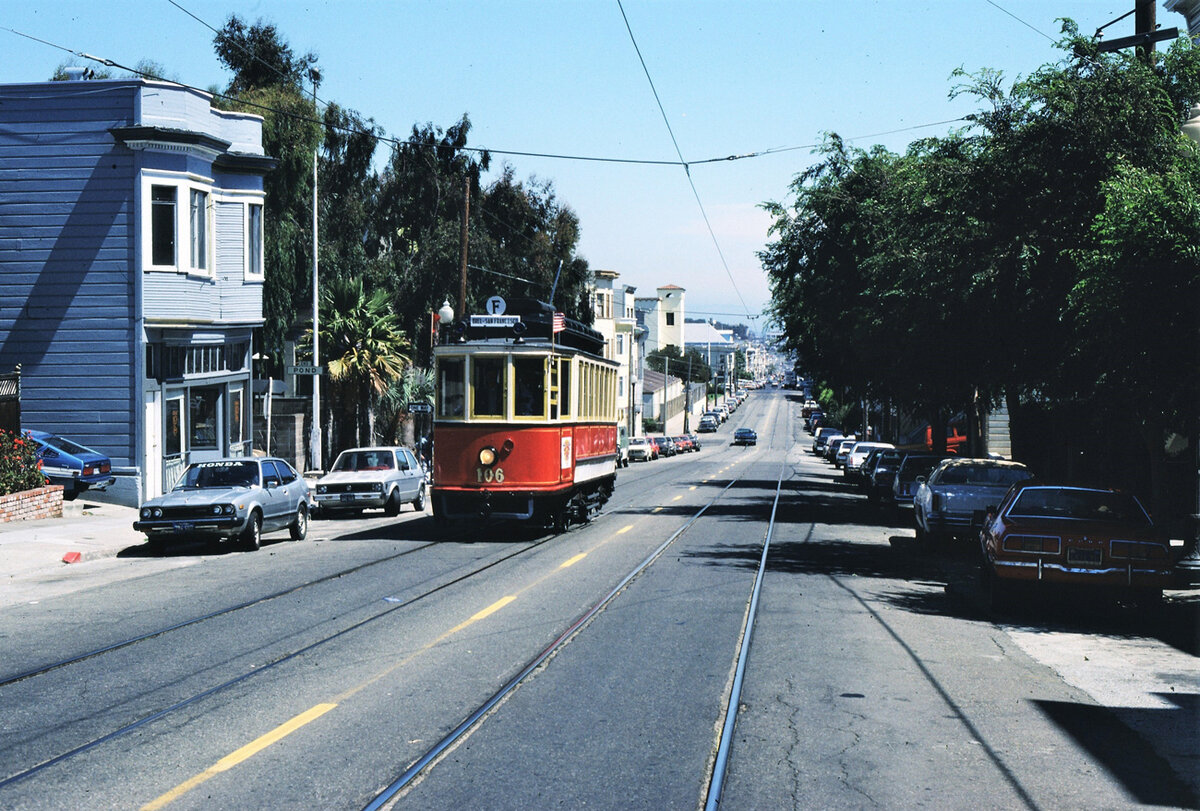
top-left (0, 485), bottom-right (64, 523)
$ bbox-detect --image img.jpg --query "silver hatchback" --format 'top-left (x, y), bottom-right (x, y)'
top-left (133, 457), bottom-right (310, 551)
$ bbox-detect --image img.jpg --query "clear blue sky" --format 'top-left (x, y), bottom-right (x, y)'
top-left (2, 1), bottom-right (1170, 331)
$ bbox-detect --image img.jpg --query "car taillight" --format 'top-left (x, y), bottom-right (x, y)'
top-left (83, 465), bottom-right (95, 475)
top-left (1110, 540), bottom-right (1166, 560)
top-left (1003, 535), bottom-right (1060, 554)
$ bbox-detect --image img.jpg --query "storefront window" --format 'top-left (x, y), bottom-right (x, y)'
top-left (229, 386), bottom-right (244, 445)
top-left (189, 388), bottom-right (219, 449)
top-left (165, 397), bottom-right (183, 456)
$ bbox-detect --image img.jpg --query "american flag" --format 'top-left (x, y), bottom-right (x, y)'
top-left (552, 312), bottom-right (566, 333)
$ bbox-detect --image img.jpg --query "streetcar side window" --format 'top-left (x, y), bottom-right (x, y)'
top-left (560, 359), bottom-right (572, 418)
top-left (472, 356), bottom-right (506, 418)
top-left (437, 358), bottom-right (465, 418)
top-left (514, 357), bottom-right (546, 418)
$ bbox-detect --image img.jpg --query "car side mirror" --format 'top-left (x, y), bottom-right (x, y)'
top-left (265, 476), bottom-right (280, 488)
top-left (915, 476), bottom-right (926, 485)
top-left (399, 462), bottom-right (409, 471)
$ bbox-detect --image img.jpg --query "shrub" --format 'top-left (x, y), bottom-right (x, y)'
top-left (0, 431), bottom-right (48, 496)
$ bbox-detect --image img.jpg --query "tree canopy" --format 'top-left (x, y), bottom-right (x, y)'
top-left (763, 24), bottom-right (1200, 508)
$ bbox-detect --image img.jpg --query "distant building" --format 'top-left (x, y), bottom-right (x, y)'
top-left (0, 77), bottom-right (273, 504)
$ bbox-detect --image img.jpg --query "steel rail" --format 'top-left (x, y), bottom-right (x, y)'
top-left (0, 533), bottom-right (550, 792)
top-left (362, 476), bottom-right (742, 811)
top-left (704, 452), bottom-right (787, 810)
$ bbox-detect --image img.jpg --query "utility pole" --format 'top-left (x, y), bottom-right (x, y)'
top-left (459, 175), bottom-right (470, 315)
top-left (309, 70), bottom-right (322, 473)
top-left (1135, 0), bottom-right (1155, 62)
top-left (1094, 1), bottom-right (1177, 59)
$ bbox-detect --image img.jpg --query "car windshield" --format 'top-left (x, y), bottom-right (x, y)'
top-left (937, 465), bottom-right (1030, 486)
top-left (897, 456), bottom-right (945, 480)
top-left (332, 451), bottom-right (395, 472)
top-left (176, 461), bottom-right (258, 490)
top-left (1009, 488), bottom-right (1150, 524)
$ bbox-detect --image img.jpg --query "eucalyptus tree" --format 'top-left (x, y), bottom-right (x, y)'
top-left (212, 15), bottom-right (322, 364)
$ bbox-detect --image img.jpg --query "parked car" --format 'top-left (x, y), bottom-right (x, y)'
top-left (865, 448), bottom-right (908, 502)
top-left (628, 436), bottom-right (657, 462)
top-left (825, 435), bottom-right (856, 462)
top-left (733, 427), bottom-right (757, 446)
top-left (655, 436), bottom-right (678, 457)
top-left (979, 483), bottom-right (1176, 609)
top-left (812, 427), bottom-right (841, 454)
top-left (673, 435), bottom-right (695, 453)
top-left (687, 433), bottom-right (702, 452)
top-left (315, 446), bottom-right (426, 516)
top-left (23, 430), bottom-right (114, 500)
top-left (844, 442), bottom-right (894, 481)
top-left (697, 416), bottom-right (719, 433)
top-left (914, 458), bottom-right (1034, 543)
top-left (133, 457), bottom-right (310, 550)
top-left (892, 453), bottom-right (953, 511)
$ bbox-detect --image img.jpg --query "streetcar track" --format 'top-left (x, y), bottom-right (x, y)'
top-left (366, 396), bottom-right (787, 810)
top-left (0, 532), bottom-right (553, 791)
top-left (1, 397), bottom-right (781, 799)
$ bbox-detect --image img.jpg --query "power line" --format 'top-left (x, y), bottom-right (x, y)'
top-left (615, 0), bottom-right (753, 321)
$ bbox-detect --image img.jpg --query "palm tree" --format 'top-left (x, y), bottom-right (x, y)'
top-left (319, 276), bottom-right (411, 448)
top-left (378, 367), bottom-right (435, 447)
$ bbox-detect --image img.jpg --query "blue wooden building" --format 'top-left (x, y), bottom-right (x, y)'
top-left (0, 77), bottom-right (274, 504)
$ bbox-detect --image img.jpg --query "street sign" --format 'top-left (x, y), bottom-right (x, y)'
top-left (469, 314), bottom-right (521, 328)
top-left (287, 365), bottom-right (324, 376)
top-left (408, 403), bottom-right (432, 413)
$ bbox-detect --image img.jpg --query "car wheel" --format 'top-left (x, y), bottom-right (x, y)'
top-left (384, 489), bottom-right (401, 517)
top-left (413, 484), bottom-right (427, 512)
top-left (242, 511), bottom-right (263, 551)
top-left (289, 504), bottom-right (308, 541)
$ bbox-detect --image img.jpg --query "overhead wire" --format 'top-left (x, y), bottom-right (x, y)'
top-left (615, 0), bottom-right (753, 322)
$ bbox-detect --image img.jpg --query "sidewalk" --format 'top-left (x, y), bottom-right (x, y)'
top-left (0, 497), bottom-right (145, 581)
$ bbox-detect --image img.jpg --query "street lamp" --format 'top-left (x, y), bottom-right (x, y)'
top-left (437, 301), bottom-right (454, 345)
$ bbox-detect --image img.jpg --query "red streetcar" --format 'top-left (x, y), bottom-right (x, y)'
top-left (431, 297), bottom-right (619, 530)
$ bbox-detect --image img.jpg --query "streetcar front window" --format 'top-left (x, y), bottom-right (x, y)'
top-left (514, 357), bottom-right (546, 418)
top-left (472, 357), bottom-right (506, 418)
top-left (437, 358), bottom-right (465, 418)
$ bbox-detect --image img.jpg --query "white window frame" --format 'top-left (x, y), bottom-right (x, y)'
top-left (244, 201), bottom-right (265, 281)
top-left (141, 171), bottom-right (215, 278)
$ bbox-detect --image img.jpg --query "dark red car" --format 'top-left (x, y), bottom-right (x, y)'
top-left (979, 482), bottom-right (1176, 609)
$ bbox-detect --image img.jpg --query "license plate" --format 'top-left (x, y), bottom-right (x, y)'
top-left (340, 493), bottom-right (355, 502)
top-left (1067, 548), bottom-right (1102, 566)
top-left (172, 521), bottom-right (194, 532)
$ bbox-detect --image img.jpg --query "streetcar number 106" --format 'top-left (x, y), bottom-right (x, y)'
top-left (476, 467), bottom-right (505, 483)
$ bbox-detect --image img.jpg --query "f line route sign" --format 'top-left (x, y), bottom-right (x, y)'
top-left (287, 365), bottom-right (324, 376)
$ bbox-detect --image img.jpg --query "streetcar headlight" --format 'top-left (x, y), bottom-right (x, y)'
top-left (478, 446), bottom-right (497, 466)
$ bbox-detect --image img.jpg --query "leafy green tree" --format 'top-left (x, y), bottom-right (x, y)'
top-left (646, 345), bottom-right (710, 383)
top-left (213, 16), bottom-right (322, 366)
top-left (319, 276), bottom-right (411, 449)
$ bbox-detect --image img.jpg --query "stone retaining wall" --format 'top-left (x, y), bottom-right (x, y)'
top-left (0, 485), bottom-right (64, 523)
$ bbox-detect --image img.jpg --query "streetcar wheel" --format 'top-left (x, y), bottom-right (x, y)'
top-left (289, 504), bottom-right (308, 541)
top-left (242, 511), bottom-right (263, 551)
top-left (384, 489), bottom-right (401, 517)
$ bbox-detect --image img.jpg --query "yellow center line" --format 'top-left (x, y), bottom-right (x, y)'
top-left (672, 495), bottom-right (682, 502)
top-left (146, 515), bottom-right (650, 809)
top-left (560, 553), bottom-right (587, 569)
top-left (689, 485), bottom-right (697, 491)
top-left (652, 506), bottom-right (662, 513)
top-left (142, 703), bottom-right (336, 811)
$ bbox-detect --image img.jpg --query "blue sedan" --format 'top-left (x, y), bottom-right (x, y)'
top-left (24, 430), bottom-right (114, 499)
